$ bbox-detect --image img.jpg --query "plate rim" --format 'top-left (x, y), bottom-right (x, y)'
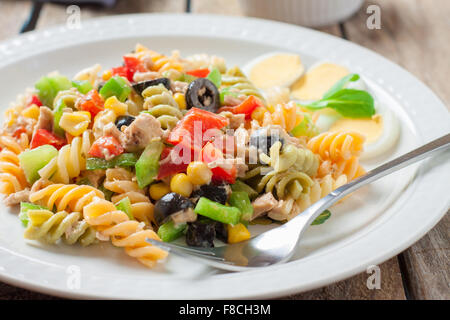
top-left (0, 13), bottom-right (449, 300)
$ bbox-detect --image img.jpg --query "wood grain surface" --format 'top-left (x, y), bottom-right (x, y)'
top-left (0, 0), bottom-right (448, 300)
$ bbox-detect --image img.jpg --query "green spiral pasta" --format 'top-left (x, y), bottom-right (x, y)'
top-left (243, 166), bottom-right (314, 200)
top-left (221, 66), bottom-right (266, 104)
top-left (142, 84), bottom-right (183, 130)
top-left (24, 209), bottom-right (96, 246)
top-left (261, 141), bottom-right (319, 176)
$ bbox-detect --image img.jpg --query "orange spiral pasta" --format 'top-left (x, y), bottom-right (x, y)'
top-left (307, 131), bottom-right (365, 161)
top-left (83, 197), bottom-right (168, 268)
top-left (29, 184), bottom-right (104, 212)
top-left (0, 134), bottom-right (29, 194)
top-left (103, 168), bottom-right (155, 226)
top-left (317, 157), bottom-right (366, 181)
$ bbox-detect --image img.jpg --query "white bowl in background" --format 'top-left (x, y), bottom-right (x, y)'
top-left (239, 0), bottom-right (365, 27)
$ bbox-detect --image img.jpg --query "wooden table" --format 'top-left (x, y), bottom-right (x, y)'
top-left (0, 0), bottom-right (448, 300)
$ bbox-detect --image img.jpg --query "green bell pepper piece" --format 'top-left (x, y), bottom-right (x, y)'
top-left (99, 76), bottom-right (131, 102)
top-left (157, 220), bottom-right (187, 242)
top-left (86, 153), bottom-right (138, 170)
top-left (135, 140), bottom-right (164, 189)
top-left (35, 75), bottom-right (72, 108)
top-left (19, 145), bottom-right (58, 184)
top-left (194, 197), bottom-right (241, 225)
top-left (115, 197), bottom-right (133, 220)
top-left (206, 68), bottom-right (221, 88)
top-left (53, 98), bottom-right (67, 137)
top-left (19, 202), bottom-right (48, 227)
top-left (229, 191), bottom-right (253, 222)
top-left (291, 113), bottom-right (319, 138)
top-left (231, 180), bottom-right (258, 200)
top-left (72, 80), bottom-right (93, 94)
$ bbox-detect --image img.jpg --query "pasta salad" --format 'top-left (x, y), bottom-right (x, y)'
top-left (0, 44), bottom-right (396, 268)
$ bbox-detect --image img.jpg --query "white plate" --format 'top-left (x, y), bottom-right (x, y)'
top-left (0, 14), bottom-right (449, 299)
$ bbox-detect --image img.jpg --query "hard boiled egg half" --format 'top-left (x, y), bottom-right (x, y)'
top-left (292, 62), bottom-right (400, 160)
top-left (243, 52), bottom-right (305, 90)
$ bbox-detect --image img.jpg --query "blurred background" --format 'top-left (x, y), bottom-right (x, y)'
top-left (0, 0), bottom-right (448, 301)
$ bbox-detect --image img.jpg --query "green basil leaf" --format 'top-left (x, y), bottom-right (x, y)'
top-left (312, 210), bottom-right (331, 225)
top-left (323, 73), bottom-right (360, 99)
top-left (304, 88), bottom-right (375, 118)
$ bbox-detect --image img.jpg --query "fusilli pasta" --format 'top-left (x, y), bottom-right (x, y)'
top-left (24, 209), bottom-right (96, 246)
top-left (38, 130), bottom-right (93, 184)
top-left (103, 168), bottom-right (155, 226)
top-left (83, 197), bottom-right (168, 268)
top-left (29, 183), bottom-right (104, 212)
top-left (142, 84), bottom-right (183, 130)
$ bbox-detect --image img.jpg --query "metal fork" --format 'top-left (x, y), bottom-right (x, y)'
top-left (147, 133), bottom-right (450, 271)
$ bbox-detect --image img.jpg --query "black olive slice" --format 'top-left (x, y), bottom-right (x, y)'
top-left (214, 222), bottom-right (228, 243)
top-left (132, 78), bottom-right (171, 96)
top-left (250, 128), bottom-right (285, 155)
top-left (115, 115), bottom-right (135, 130)
top-left (191, 183), bottom-right (229, 205)
top-left (186, 221), bottom-right (216, 248)
top-left (154, 192), bottom-right (194, 226)
top-left (185, 78), bottom-right (220, 113)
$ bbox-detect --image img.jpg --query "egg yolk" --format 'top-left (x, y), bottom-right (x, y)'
top-left (329, 115), bottom-right (384, 144)
top-left (249, 54), bottom-right (304, 89)
top-left (291, 63), bottom-right (349, 101)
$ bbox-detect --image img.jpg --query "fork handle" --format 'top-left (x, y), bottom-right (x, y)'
top-left (290, 133), bottom-right (450, 230)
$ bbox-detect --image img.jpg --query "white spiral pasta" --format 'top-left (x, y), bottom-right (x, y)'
top-left (38, 130), bottom-right (93, 184)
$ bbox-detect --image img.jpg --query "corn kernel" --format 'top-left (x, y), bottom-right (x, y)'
top-left (105, 96), bottom-right (128, 116)
top-left (149, 182), bottom-right (170, 201)
top-left (21, 105), bottom-right (40, 120)
top-left (227, 223), bottom-right (251, 244)
top-left (59, 111), bottom-right (90, 136)
top-left (170, 173), bottom-right (193, 198)
top-left (102, 70), bottom-right (112, 81)
top-left (186, 161), bottom-right (212, 185)
top-left (174, 93), bottom-right (187, 110)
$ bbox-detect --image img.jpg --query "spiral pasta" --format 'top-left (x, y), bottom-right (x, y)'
top-left (244, 166), bottom-right (314, 200)
top-left (185, 53), bottom-right (227, 73)
top-left (135, 46), bottom-right (183, 73)
top-left (142, 84), bottom-right (183, 130)
top-left (24, 209), bottom-right (96, 246)
top-left (53, 88), bottom-right (84, 110)
top-left (0, 134), bottom-right (29, 194)
top-left (38, 130), bottom-right (93, 184)
top-left (221, 67), bottom-right (266, 104)
top-left (93, 109), bottom-right (116, 139)
top-left (83, 197), bottom-right (168, 268)
top-left (307, 131), bottom-right (365, 162)
top-left (295, 174), bottom-right (348, 214)
top-left (261, 141), bottom-right (319, 177)
top-left (103, 168), bottom-right (155, 226)
top-left (29, 184), bottom-right (104, 212)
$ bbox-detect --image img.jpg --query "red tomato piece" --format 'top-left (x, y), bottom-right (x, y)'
top-left (80, 90), bottom-right (104, 118)
top-left (185, 68), bottom-right (210, 78)
top-left (123, 56), bottom-right (146, 81)
top-left (218, 95), bottom-right (264, 119)
top-left (28, 95), bottom-right (43, 107)
top-left (167, 108), bottom-right (229, 148)
top-left (88, 136), bottom-right (124, 159)
top-left (111, 66), bottom-right (128, 79)
top-left (30, 129), bottom-right (66, 150)
top-left (201, 142), bottom-right (236, 184)
top-left (156, 147), bottom-right (190, 180)
top-left (12, 126), bottom-right (27, 139)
